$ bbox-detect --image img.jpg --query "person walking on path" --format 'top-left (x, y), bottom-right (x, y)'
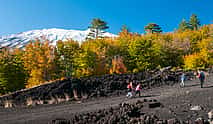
top-left (180, 72), bottom-right (185, 87)
top-left (126, 81), bottom-right (133, 98)
top-left (197, 70), bottom-right (205, 88)
top-left (135, 83), bottom-right (141, 97)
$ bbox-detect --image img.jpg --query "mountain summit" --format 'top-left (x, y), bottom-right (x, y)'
top-left (0, 28), bottom-right (116, 48)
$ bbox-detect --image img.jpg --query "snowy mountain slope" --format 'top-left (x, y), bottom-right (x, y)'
top-left (0, 28), bottom-right (117, 48)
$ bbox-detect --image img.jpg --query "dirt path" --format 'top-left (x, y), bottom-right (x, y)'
top-left (0, 74), bottom-right (213, 124)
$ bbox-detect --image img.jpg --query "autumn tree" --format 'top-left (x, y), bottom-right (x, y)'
top-left (23, 40), bottom-right (55, 88)
top-left (128, 37), bottom-right (161, 72)
top-left (144, 23), bottom-right (162, 34)
top-left (82, 38), bottom-right (122, 75)
top-left (0, 48), bottom-right (27, 94)
top-left (110, 56), bottom-right (127, 74)
top-left (74, 47), bottom-right (97, 77)
top-left (87, 18), bottom-right (109, 39)
top-left (184, 37), bottom-right (213, 70)
top-left (55, 40), bottom-right (80, 78)
top-left (158, 39), bottom-right (184, 67)
top-left (117, 26), bottom-right (140, 71)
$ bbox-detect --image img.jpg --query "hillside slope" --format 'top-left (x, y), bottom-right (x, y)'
top-left (0, 72), bottom-right (212, 124)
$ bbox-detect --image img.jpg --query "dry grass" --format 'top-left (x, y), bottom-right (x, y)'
top-left (48, 96), bottom-right (57, 104)
top-left (47, 94), bottom-right (71, 105)
top-left (26, 97), bottom-right (44, 106)
top-left (35, 99), bottom-right (44, 105)
top-left (55, 96), bottom-right (65, 103)
top-left (64, 93), bottom-right (70, 101)
top-left (26, 94), bottom-right (70, 106)
top-left (26, 97), bottom-right (33, 106)
top-left (4, 100), bottom-right (13, 108)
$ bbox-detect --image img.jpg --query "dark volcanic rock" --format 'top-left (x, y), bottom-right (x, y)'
top-left (0, 67), bottom-right (187, 107)
top-left (148, 102), bottom-right (161, 108)
top-left (49, 118), bottom-right (70, 124)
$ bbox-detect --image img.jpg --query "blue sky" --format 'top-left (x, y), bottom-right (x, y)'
top-left (0, 0), bottom-right (212, 35)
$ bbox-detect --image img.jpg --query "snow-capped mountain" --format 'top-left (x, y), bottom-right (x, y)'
top-left (0, 28), bottom-right (117, 48)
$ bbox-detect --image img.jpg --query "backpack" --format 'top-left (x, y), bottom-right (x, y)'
top-left (200, 72), bottom-right (205, 79)
top-left (127, 84), bottom-right (132, 89)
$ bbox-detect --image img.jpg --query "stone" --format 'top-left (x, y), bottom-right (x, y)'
top-left (167, 118), bottom-right (177, 124)
top-left (51, 118), bottom-right (70, 124)
top-left (195, 117), bottom-right (204, 124)
top-left (208, 110), bottom-right (213, 124)
top-left (148, 102), bottom-right (161, 108)
top-left (190, 105), bottom-right (202, 111)
top-left (185, 120), bottom-right (193, 124)
top-left (144, 99), bottom-right (148, 102)
top-left (208, 110), bottom-right (213, 119)
top-left (188, 103), bottom-right (192, 106)
top-left (186, 91), bottom-right (190, 94)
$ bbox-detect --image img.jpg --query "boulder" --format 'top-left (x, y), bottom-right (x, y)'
top-left (208, 110), bottom-right (213, 119)
top-left (208, 109), bottom-right (213, 124)
top-left (148, 102), bottom-right (161, 108)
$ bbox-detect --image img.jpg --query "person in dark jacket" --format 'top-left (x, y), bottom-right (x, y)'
top-left (197, 70), bottom-right (205, 88)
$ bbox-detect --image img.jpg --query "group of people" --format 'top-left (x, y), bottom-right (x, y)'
top-left (180, 70), bottom-right (206, 88)
top-left (126, 70), bottom-right (207, 98)
top-left (126, 81), bottom-right (142, 98)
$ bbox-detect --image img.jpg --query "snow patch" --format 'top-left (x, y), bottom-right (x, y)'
top-left (0, 28), bottom-right (117, 48)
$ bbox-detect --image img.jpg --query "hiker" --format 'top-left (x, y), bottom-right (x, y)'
top-left (135, 83), bottom-right (141, 97)
top-left (197, 70), bottom-right (205, 88)
top-left (180, 72), bottom-right (185, 87)
top-left (126, 81), bottom-right (133, 98)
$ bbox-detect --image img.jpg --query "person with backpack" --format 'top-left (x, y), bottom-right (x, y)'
top-left (197, 70), bottom-right (205, 88)
top-left (126, 81), bottom-right (133, 98)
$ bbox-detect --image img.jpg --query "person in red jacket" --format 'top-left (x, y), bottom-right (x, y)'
top-left (126, 81), bottom-right (133, 98)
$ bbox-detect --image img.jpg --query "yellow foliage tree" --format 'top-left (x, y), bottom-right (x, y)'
top-left (184, 53), bottom-right (205, 70)
top-left (184, 38), bottom-right (213, 70)
top-left (26, 69), bottom-right (44, 88)
top-left (110, 56), bottom-right (127, 74)
top-left (82, 38), bottom-right (119, 75)
top-left (22, 40), bottom-right (55, 88)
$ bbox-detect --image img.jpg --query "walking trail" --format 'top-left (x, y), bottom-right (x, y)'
top-left (0, 73), bottom-right (213, 124)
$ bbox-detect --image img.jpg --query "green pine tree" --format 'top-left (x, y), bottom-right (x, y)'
top-left (87, 18), bottom-right (109, 39)
top-left (178, 19), bottom-right (191, 32)
top-left (189, 14), bottom-right (201, 30)
top-left (144, 23), bottom-right (162, 34)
